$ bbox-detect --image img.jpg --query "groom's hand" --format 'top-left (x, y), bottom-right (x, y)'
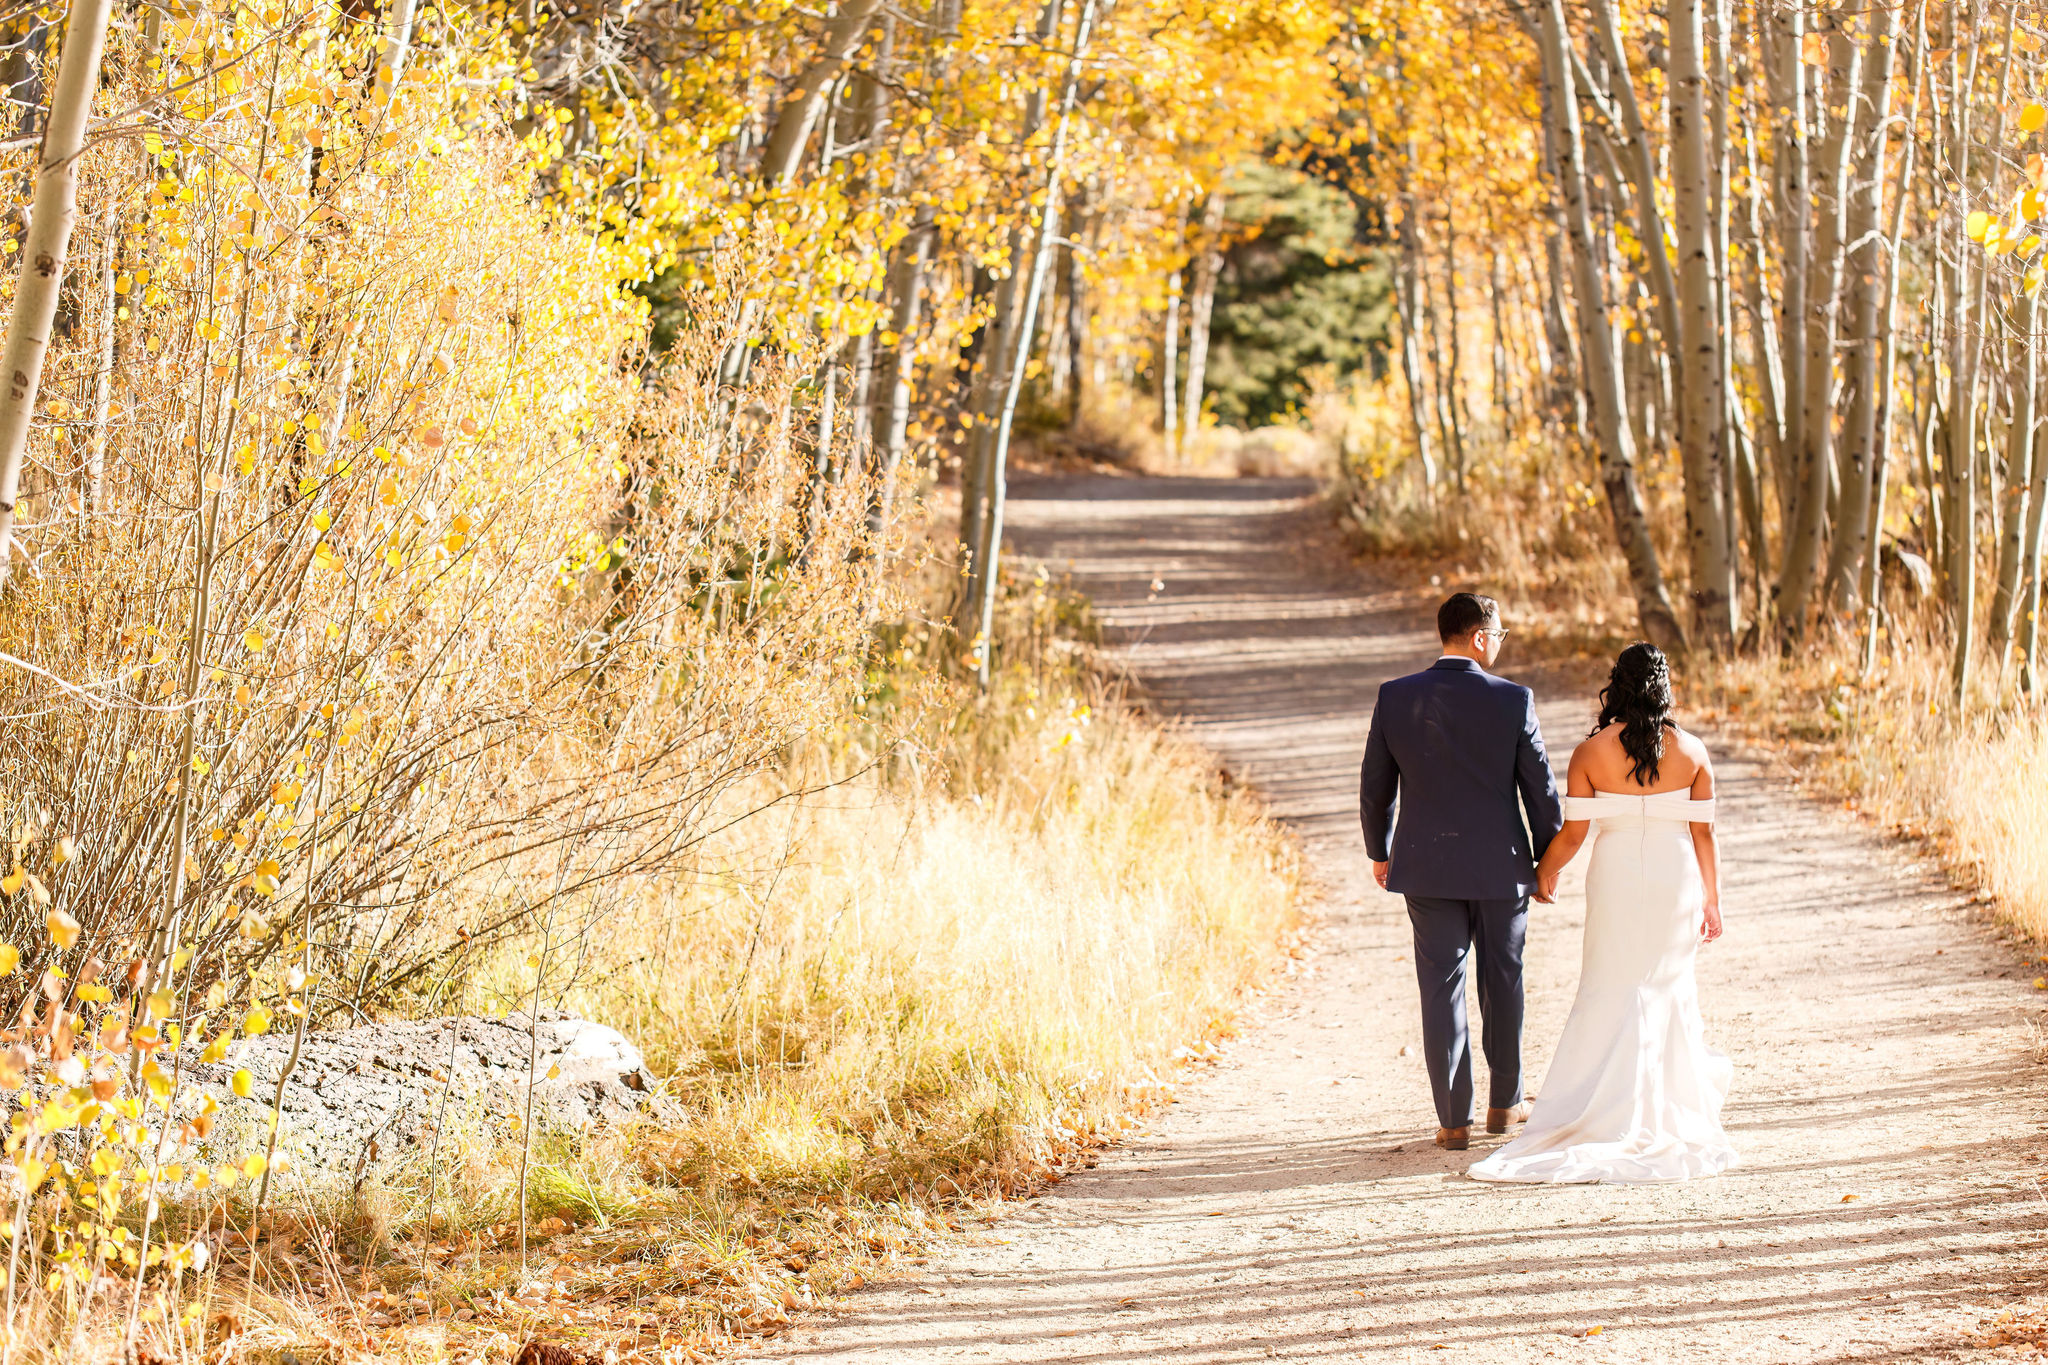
top-left (1534, 868), bottom-right (1559, 904)
top-left (1372, 860), bottom-right (1389, 891)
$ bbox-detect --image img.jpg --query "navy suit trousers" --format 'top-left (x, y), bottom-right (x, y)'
top-left (1405, 894), bottom-right (1528, 1128)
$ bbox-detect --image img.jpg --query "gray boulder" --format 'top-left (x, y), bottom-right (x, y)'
top-left (178, 1010), bottom-right (671, 1181)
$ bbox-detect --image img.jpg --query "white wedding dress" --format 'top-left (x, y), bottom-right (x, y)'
top-left (1468, 789), bottom-right (1737, 1184)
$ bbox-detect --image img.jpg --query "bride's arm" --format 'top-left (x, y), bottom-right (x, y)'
top-left (1534, 748), bottom-right (1594, 903)
top-left (1689, 747), bottom-right (1723, 942)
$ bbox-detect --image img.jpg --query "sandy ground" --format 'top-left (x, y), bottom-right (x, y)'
top-left (781, 474), bottom-right (2048, 1364)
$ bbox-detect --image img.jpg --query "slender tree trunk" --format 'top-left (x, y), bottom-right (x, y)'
top-left (1946, 20), bottom-right (1994, 707)
top-left (1992, 296), bottom-right (2038, 670)
top-left (1396, 139), bottom-right (1439, 487)
top-left (867, 210), bottom-right (932, 542)
top-left (1859, 0), bottom-right (1928, 672)
top-left (2019, 405), bottom-right (2048, 696)
top-left (1488, 249), bottom-right (1515, 430)
top-left (1589, 0), bottom-right (1685, 412)
top-left (1537, 0), bottom-right (1686, 652)
top-left (1825, 0), bottom-right (1899, 612)
top-left (1767, 0), bottom-right (1809, 554)
top-left (1438, 196), bottom-right (1470, 491)
top-left (1670, 0), bottom-right (1734, 651)
top-left (1181, 188), bottom-right (1225, 454)
top-left (971, 0), bottom-right (1099, 685)
top-left (1709, 0), bottom-right (1740, 628)
top-left (1737, 104), bottom-right (1788, 519)
top-left (0, 0), bottom-right (117, 585)
top-left (960, 0), bottom-right (1063, 618)
top-left (1065, 201), bottom-right (1090, 425)
top-left (1775, 14), bottom-right (1861, 637)
top-left (1162, 258), bottom-right (1181, 461)
top-left (758, 0), bottom-right (887, 186)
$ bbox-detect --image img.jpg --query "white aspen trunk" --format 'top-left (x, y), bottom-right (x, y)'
top-left (1775, 15), bottom-right (1861, 636)
top-left (1537, 0), bottom-right (1686, 652)
top-left (1065, 203), bottom-right (1090, 425)
top-left (1824, 0), bottom-right (1899, 612)
top-left (1859, 0), bottom-right (1926, 674)
top-left (1990, 295), bottom-right (2036, 670)
top-left (1438, 199), bottom-right (1470, 490)
top-left (1767, 0), bottom-right (1809, 551)
top-left (868, 211), bottom-right (931, 541)
top-left (758, 0), bottom-right (887, 187)
top-left (1737, 103), bottom-right (1787, 525)
top-left (960, 0), bottom-right (1062, 617)
top-left (1669, 0), bottom-right (1734, 651)
top-left (971, 0), bottom-right (1099, 685)
top-left (0, 0), bottom-right (117, 586)
top-left (1488, 249), bottom-right (1514, 430)
top-left (1162, 262), bottom-right (1181, 461)
top-left (1181, 188), bottom-right (1225, 455)
top-left (2019, 407), bottom-right (2048, 696)
top-left (1396, 139), bottom-right (1439, 487)
top-left (373, 0), bottom-right (419, 105)
top-left (1708, 0), bottom-right (1740, 623)
top-left (1589, 0), bottom-right (1686, 414)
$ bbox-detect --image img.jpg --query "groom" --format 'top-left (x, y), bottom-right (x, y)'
top-left (1358, 593), bottom-right (1564, 1152)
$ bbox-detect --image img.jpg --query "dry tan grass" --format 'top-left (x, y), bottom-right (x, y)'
top-left (97, 572), bottom-right (1305, 1365)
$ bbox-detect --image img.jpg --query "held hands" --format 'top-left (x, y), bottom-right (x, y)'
top-left (1534, 867), bottom-right (1560, 904)
top-left (1700, 899), bottom-right (1724, 943)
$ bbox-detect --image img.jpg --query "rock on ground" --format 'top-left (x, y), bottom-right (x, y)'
top-left (184, 1009), bottom-right (669, 1179)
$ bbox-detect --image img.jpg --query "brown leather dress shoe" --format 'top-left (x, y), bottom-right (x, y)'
top-left (1435, 1125), bottom-right (1471, 1151)
top-left (1486, 1102), bottom-right (1532, 1134)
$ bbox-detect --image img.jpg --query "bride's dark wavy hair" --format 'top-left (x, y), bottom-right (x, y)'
top-left (1593, 642), bottom-right (1675, 786)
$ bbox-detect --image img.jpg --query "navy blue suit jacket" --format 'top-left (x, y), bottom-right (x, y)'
top-left (1358, 657), bottom-right (1565, 900)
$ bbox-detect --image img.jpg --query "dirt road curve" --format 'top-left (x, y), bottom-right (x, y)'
top-left (787, 475), bottom-right (2048, 1363)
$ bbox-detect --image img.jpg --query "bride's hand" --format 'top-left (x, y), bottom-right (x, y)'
top-left (1701, 900), bottom-right (1723, 943)
top-left (1534, 867), bottom-right (1559, 904)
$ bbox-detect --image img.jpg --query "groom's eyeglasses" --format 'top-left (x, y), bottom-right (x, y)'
top-left (1479, 627), bottom-right (1510, 641)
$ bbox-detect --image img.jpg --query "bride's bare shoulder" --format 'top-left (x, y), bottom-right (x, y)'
top-left (1668, 724), bottom-right (1712, 764)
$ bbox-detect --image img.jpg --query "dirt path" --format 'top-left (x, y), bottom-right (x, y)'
top-left (788, 474), bottom-right (2048, 1364)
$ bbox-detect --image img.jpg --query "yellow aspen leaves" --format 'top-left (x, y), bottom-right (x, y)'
top-left (190, 756), bottom-right (210, 775)
top-left (1969, 210), bottom-right (1993, 241)
top-left (47, 910), bottom-right (80, 949)
top-left (244, 1004), bottom-right (273, 1036)
top-left (437, 286), bottom-right (461, 323)
top-left (200, 1032), bottom-right (230, 1063)
top-left (314, 543), bottom-right (345, 571)
top-left (53, 836), bottom-right (75, 865)
top-left (147, 988), bottom-right (174, 1019)
top-left (312, 509), bottom-right (332, 531)
top-left (2, 867), bottom-right (22, 896)
top-left (0, 945), bottom-right (16, 975)
top-left (252, 859), bottom-right (283, 896)
top-left (242, 1154), bottom-right (268, 1180)
top-left (230, 1068), bottom-right (254, 1098)
top-left (2024, 102), bottom-right (2047, 133)
top-left (378, 478), bottom-right (400, 505)
top-left (243, 628), bottom-right (265, 653)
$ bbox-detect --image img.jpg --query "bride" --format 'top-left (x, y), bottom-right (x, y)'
top-left (1468, 643), bottom-right (1738, 1184)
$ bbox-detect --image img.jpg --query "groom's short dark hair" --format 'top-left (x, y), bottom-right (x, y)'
top-left (1438, 592), bottom-right (1500, 642)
